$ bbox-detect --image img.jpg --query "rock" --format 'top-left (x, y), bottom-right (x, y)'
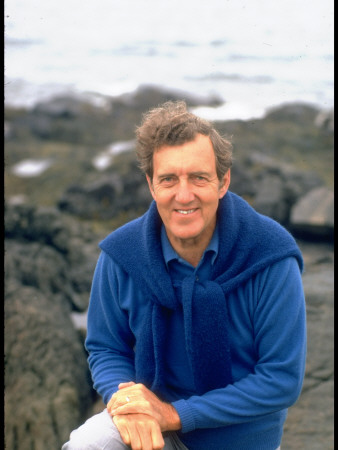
top-left (13, 86), bottom-right (223, 144)
top-left (33, 95), bottom-right (98, 119)
top-left (227, 162), bottom-right (257, 199)
top-left (281, 241), bottom-right (334, 449)
top-left (264, 102), bottom-right (319, 126)
top-left (5, 203), bottom-right (99, 311)
top-left (251, 173), bottom-right (290, 223)
top-left (4, 203), bottom-right (101, 449)
top-left (5, 283), bottom-right (95, 450)
top-left (8, 95), bottom-right (120, 145)
top-left (58, 175), bottom-right (124, 220)
top-left (235, 152), bottom-right (324, 225)
top-left (58, 166), bottom-right (152, 220)
top-left (112, 84), bottom-right (223, 111)
top-left (290, 187), bottom-right (334, 241)
top-left (314, 108), bottom-right (334, 132)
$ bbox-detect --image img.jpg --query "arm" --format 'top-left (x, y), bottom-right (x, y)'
top-left (173, 257), bottom-right (307, 433)
top-left (85, 252), bottom-right (137, 404)
top-left (111, 257), bottom-right (306, 434)
top-left (85, 252), bottom-right (176, 449)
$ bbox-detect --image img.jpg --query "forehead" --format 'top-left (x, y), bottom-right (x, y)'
top-left (153, 134), bottom-right (216, 173)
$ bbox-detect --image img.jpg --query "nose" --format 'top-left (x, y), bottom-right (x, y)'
top-left (175, 179), bottom-right (195, 204)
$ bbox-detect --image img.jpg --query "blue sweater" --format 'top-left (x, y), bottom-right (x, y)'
top-left (85, 192), bottom-right (306, 450)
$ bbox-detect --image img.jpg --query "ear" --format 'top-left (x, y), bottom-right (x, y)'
top-left (146, 174), bottom-right (156, 200)
top-left (218, 169), bottom-right (231, 199)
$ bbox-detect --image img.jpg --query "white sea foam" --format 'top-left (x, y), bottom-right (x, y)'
top-left (11, 159), bottom-right (53, 177)
top-left (92, 140), bottom-right (136, 170)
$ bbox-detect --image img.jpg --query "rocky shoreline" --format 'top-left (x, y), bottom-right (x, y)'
top-left (5, 86), bottom-right (334, 449)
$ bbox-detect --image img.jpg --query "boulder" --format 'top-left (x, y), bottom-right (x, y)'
top-left (32, 95), bottom-right (100, 119)
top-left (251, 174), bottom-right (290, 223)
top-left (237, 152), bottom-right (324, 225)
top-left (4, 203), bottom-right (101, 449)
top-left (314, 108), bottom-right (334, 132)
top-left (10, 86), bottom-right (223, 144)
top-left (264, 102), bottom-right (319, 126)
top-left (290, 187), bottom-right (334, 240)
top-left (58, 169), bottom-right (152, 220)
top-left (5, 204), bottom-right (98, 311)
top-left (282, 241), bottom-right (334, 449)
top-left (112, 84), bottom-right (223, 111)
top-left (58, 175), bottom-right (124, 220)
top-left (5, 283), bottom-right (95, 450)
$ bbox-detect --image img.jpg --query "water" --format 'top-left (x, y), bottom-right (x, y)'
top-left (4, 0), bottom-right (334, 120)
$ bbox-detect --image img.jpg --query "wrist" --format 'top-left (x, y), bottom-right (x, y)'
top-left (166, 403), bottom-right (182, 431)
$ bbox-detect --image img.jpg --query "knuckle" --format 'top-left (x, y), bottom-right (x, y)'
top-left (132, 444), bottom-right (142, 450)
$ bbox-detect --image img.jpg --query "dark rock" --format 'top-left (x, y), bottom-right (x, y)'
top-left (234, 153), bottom-right (324, 225)
top-left (314, 109), bottom-right (334, 132)
top-left (9, 86), bottom-right (223, 144)
top-left (264, 102), bottom-right (319, 126)
top-left (5, 203), bottom-right (71, 253)
top-left (227, 163), bottom-right (257, 199)
top-left (281, 241), bottom-right (334, 449)
top-left (252, 174), bottom-right (290, 223)
top-left (112, 84), bottom-right (223, 111)
top-left (58, 168), bottom-right (152, 220)
top-left (33, 95), bottom-right (97, 119)
top-left (7, 95), bottom-right (117, 145)
top-left (289, 187), bottom-right (334, 241)
top-left (5, 203), bottom-right (99, 311)
top-left (59, 174), bottom-right (123, 220)
top-left (5, 283), bottom-right (95, 450)
top-left (4, 203), bottom-right (101, 449)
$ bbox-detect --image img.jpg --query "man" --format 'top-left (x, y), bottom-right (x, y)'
top-left (63, 101), bottom-right (306, 450)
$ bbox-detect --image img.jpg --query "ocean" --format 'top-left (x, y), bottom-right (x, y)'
top-left (4, 0), bottom-right (334, 120)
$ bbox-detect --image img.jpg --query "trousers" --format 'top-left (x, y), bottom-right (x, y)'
top-left (62, 408), bottom-right (281, 450)
top-left (62, 408), bottom-right (188, 450)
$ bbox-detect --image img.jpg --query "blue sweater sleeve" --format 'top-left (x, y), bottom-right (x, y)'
top-left (85, 252), bottom-right (136, 404)
top-left (172, 257), bottom-right (307, 432)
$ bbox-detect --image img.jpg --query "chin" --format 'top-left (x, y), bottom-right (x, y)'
top-left (172, 228), bottom-right (203, 241)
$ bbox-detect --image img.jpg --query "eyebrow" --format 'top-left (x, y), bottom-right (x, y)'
top-left (157, 171), bottom-right (212, 179)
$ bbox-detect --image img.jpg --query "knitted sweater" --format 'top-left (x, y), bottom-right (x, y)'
top-left (86, 192), bottom-right (306, 449)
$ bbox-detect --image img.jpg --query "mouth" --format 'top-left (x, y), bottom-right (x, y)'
top-left (175, 208), bottom-right (197, 215)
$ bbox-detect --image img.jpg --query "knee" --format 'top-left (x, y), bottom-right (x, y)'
top-left (61, 409), bottom-right (126, 450)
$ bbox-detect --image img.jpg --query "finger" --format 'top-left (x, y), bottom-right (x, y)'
top-left (150, 421), bottom-right (165, 450)
top-left (107, 394), bottom-right (122, 412)
top-left (110, 400), bottom-right (146, 417)
top-left (114, 414), bottom-right (156, 450)
top-left (118, 381), bottom-right (136, 390)
top-left (108, 388), bottom-right (134, 412)
top-left (112, 415), bottom-right (133, 448)
top-left (135, 419), bottom-right (153, 450)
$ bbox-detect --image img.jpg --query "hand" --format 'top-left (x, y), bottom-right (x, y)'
top-left (108, 382), bottom-right (181, 432)
top-left (113, 413), bottom-right (165, 450)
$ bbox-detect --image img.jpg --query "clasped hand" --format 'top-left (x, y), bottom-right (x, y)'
top-left (107, 382), bottom-right (181, 450)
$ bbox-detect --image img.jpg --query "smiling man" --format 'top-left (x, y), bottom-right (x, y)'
top-left (147, 133), bottom-right (230, 267)
top-left (63, 101), bottom-right (306, 450)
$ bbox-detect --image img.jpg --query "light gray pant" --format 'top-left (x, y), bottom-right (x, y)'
top-left (62, 408), bottom-right (281, 450)
top-left (62, 408), bottom-right (188, 449)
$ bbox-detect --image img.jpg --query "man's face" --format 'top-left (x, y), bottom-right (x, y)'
top-left (146, 133), bottom-right (230, 252)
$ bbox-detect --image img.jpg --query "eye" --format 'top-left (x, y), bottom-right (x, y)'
top-left (191, 174), bottom-right (208, 184)
top-left (158, 175), bottom-right (177, 186)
